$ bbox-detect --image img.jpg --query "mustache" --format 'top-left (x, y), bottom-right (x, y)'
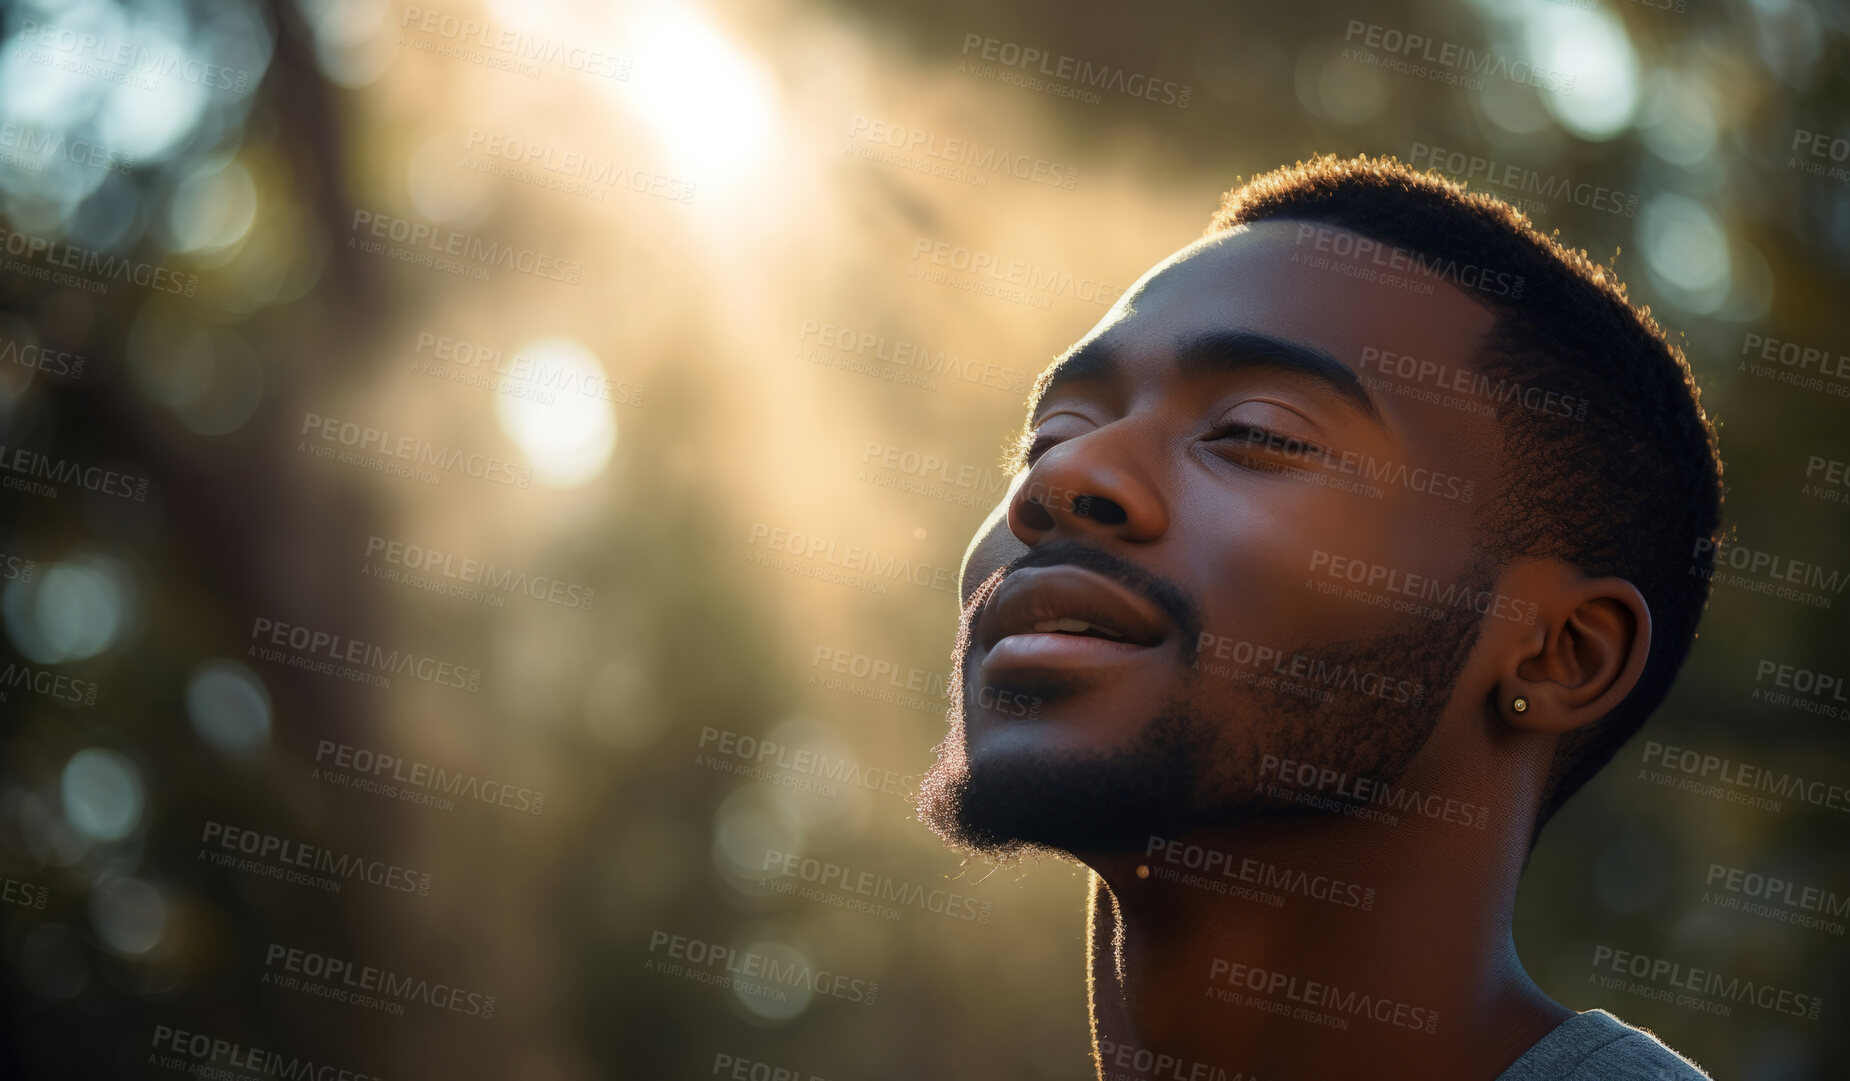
top-left (966, 539), bottom-right (1204, 661)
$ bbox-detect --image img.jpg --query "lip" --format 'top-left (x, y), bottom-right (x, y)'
top-left (976, 564), bottom-right (1170, 654)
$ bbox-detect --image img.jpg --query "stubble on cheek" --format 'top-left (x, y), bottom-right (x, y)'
top-left (1185, 609), bottom-right (1489, 826)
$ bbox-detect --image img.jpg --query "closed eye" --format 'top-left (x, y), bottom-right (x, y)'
top-left (1024, 424), bottom-right (1326, 469)
top-left (1210, 423), bottom-right (1327, 463)
top-left (1022, 432), bottom-right (1062, 466)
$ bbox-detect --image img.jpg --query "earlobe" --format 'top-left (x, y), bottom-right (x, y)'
top-left (1502, 687), bottom-right (1577, 734)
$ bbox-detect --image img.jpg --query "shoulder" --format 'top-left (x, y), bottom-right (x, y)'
top-left (1498, 1009), bottom-right (1714, 1081)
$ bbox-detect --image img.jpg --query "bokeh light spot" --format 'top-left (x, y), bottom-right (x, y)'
top-left (186, 659), bottom-right (272, 756)
top-left (60, 747), bottom-right (145, 844)
top-left (91, 875), bottom-right (168, 955)
top-left (1524, 5), bottom-right (1637, 140)
top-left (494, 338), bottom-right (617, 488)
top-left (3, 553), bottom-right (135, 664)
top-left (1640, 193), bottom-right (1731, 314)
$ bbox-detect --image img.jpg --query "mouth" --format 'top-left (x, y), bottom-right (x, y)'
top-left (975, 564), bottom-right (1170, 665)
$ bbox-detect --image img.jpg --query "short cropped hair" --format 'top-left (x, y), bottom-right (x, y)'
top-left (1201, 155), bottom-right (1724, 845)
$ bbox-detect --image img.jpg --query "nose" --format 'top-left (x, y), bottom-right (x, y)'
top-left (1007, 422), bottom-right (1168, 546)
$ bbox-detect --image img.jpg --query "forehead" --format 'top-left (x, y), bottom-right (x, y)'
top-left (1041, 219), bottom-right (1501, 409)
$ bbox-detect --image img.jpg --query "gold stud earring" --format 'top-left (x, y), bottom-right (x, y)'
top-left (1512, 696), bottom-right (1529, 714)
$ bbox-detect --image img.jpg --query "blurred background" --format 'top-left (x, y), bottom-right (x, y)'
top-left (0, 0), bottom-right (1845, 1076)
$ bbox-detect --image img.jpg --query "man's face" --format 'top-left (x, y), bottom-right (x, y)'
top-left (919, 219), bottom-right (1509, 860)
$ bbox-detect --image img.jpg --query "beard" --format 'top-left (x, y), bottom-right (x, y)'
top-left (916, 561), bottom-right (1491, 863)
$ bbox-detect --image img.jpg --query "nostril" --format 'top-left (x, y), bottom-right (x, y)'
top-left (1070, 495), bottom-right (1127, 525)
top-left (1017, 500), bottom-right (1056, 531)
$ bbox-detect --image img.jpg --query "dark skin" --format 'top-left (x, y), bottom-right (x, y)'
top-left (950, 221), bottom-right (1654, 1081)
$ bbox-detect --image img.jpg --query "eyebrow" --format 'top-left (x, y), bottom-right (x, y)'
top-left (1031, 330), bottom-right (1383, 425)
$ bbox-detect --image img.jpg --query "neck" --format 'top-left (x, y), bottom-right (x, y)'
top-left (1082, 811), bottom-right (1571, 1081)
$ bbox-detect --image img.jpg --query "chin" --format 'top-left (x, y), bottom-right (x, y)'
top-left (918, 702), bottom-right (1216, 860)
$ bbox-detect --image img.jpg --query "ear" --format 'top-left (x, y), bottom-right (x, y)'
top-left (1494, 564), bottom-right (1652, 736)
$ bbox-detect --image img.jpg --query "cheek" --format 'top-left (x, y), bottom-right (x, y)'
top-left (1182, 484), bottom-right (1396, 641)
top-left (959, 497), bottom-right (1025, 607)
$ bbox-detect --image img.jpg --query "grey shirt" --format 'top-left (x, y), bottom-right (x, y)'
top-left (1497, 1009), bottom-right (1714, 1080)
